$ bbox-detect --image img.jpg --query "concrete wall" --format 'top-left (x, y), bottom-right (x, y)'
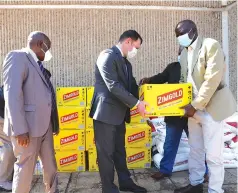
top-left (0, 1), bottom-right (236, 103)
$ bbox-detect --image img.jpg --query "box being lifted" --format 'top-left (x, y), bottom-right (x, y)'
top-left (139, 84), bottom-right (192, 116)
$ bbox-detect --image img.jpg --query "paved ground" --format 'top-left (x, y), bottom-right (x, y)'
top-left (0, 168), bottom-right (237, 193)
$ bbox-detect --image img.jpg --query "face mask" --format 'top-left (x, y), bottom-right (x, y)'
top-left (127, 47), bottom-right (137, 59)
top-left (177, 29), bottom-right (194, 47)
top-left (178, 55), bottom-right (181, 62)
top-left (41, 42), bottom-right (52, 62)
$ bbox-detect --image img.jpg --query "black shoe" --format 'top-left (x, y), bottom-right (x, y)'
top-left (119, 182), bottom-right (147, 193)
top-left (174, 184), bottom-right (203, 193)
top-left (151, 171), bottom-right (171, 181)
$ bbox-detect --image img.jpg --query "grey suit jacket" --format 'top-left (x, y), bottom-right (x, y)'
top-left (89, 46), bottom-right (138, 125)
top-left (3, 49), bottom-right (52, 137)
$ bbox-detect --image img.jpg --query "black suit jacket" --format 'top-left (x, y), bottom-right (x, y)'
top-left (149, 62), bottom-right (188, 127)
top-left (90, 46), bottom-right (138, 125)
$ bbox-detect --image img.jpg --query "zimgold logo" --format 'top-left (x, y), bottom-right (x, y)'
top-left (60, 134), bottom-right (78, 145)
top-left (63, 90), bottom-right (79, 101)
top-left (127, 131), bottom-right (145, 143)
top-left (60, 154), bottom-right (77, 166)
top-left (157, 88), bottom-right (183, 106)
top-left (127, 152), bottom-right (145, 163)
top-left (61, 112), bottom-right (78, 123)
top-left (130, 108), bottom-right (139, 117)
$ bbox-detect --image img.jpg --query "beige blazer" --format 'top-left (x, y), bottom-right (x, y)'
top-left (180, 36), bottom-right (236, 121)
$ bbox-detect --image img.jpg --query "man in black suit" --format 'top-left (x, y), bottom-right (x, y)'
top-left (90, 30), bottom-right (148, 193)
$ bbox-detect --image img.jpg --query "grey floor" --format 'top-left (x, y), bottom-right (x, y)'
top-left (0, 168), bottom-right (237, 193)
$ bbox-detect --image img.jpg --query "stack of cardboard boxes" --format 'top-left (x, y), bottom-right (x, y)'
top-left (54, 87), bottom-right (87, 172)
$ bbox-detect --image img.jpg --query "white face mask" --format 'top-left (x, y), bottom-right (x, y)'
top-left (177, 29), bottom-right (194, 47)
top-left (127, 47), bottom-right (137, 59)
top-left (178, 55), bottom-right (181, 63)
top-left (41, 42), bottom-right (52, 62)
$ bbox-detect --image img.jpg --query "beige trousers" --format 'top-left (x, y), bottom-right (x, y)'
top-left (0, 117), bottom-right (15, 182)
top-left (11, 126), bottom-right (58, 193)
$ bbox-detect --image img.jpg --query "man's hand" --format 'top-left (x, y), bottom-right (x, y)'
top-left (180, 104), bottom-right (196, 117)
top-left (139, 77), bottom-right (150, 85)
top-left (137, 101), bottom-right (150, 117)
top-left (16, 133), bottom-right (30, 147)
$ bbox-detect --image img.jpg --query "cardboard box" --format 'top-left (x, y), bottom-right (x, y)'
top-left (86, 107), bottom-right (94, 130)
top-left (54, 130), bottom-right (85, 151)
top-left (126, 148), bottom-right (151, 169)
top-left (139, 84), bottom-right (192, 116)
top-left (86, 124), bottom-right (151, 150)
top-left (88, 148), bottom-right (151, 171)
top-left (86, 87), bottom-right (94, 107)
top-left (55, 150), bottom-right (85, 172)
top-left (56, 87), bottom-right (86, 107)
top-left (88, 148), bottom-right (98, 172)
top-left (130, 106), bottom-right (149, 124)
top-left (58, 107), bottom-right (85, 130)
top-left (86, 129), bottom-right (95, 151)
top-left (125, 124), bottom-right (151, 148)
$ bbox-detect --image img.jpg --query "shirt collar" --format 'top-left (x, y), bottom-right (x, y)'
top-left (188, 37), bottom-right (198, 51)
top-left (116, 45), bottom-right (124, 57)
top-left (26, 47), bottom-right (39, 63)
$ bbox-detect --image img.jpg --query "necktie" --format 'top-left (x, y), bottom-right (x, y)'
top-left (37, 61), bottom-right (57, 111)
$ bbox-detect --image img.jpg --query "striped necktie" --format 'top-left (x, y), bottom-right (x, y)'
top-left (37, 61), bottom-right (57, 111)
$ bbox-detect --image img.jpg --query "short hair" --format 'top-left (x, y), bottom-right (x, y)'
top-left (175, 20), bottom-right (198, 34)
top-left (119, 30), bottom-right (143, 44)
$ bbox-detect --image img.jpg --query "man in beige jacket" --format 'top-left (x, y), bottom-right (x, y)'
top-left (173, 20), bottom-right (236, 193)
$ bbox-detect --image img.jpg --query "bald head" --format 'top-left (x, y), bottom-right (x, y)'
top-left (27, 31), bottom-right (51, 61)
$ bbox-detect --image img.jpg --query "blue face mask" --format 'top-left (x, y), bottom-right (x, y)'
top-left (178, 55), bottom-right (181, 63)
top-left (177, 29), bottom-right (194, 47)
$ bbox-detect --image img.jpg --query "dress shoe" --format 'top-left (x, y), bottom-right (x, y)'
top-left (151, 171), bottom-right (171, 181)
top-left (119, 182), bottom-right (147, 193)
top-left (0, 181), bottom-right (12, 192)
top-left (174, 184), bottom-right (203, 193)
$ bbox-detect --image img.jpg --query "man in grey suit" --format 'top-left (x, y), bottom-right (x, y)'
top-left (2, 31), bottom-right (59, 193)
top-left (90, 30), bottom-right (148, 193)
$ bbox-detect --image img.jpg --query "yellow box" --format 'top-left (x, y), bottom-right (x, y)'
top-left (125, 124), bottom-right (151, 148)
top-left (56, 87), bottom-right (86, 107)
top-left (88, 148), bottom-right (99, 172)
top-left (130, 106), bottom-right (149, 124)
top-left (88, 148), bottom-right (151, 171)
top-left (86, 87), bottom-right (95, 107)
top-left (86, 129), bottom-right (95, 151)
top-left (54, 130), bottom-right (85, 151)
top-left (58, 107), bottom-right (85, 130)
top-left (86, 107), bottom-right (94, 129)
top-left (55, 150), bottom-right (85, 172)
top-left (126, 148), bottom-right (151, 169)
top-left (86, 124), bottom-right (151, 150)
top-left (139, 84), bottom-right (192, 116)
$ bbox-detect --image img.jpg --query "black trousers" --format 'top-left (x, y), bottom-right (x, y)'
top-left (93, 120), bottom-right (132, 193)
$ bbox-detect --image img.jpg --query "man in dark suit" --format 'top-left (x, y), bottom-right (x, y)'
top-left (90, 30), bottom-right (148, 193)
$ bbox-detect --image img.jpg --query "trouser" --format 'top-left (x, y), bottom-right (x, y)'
top-left (93, 120), bottom-right (132, 193)
top-left (0, 118), bottom-right (15, 183)
top-left (188, 110), bottom-right (224, 193)
top-left (160, 122), bottom-right (209, 175)
top-left (160, 122), bottom-right (189, 175)
top-left (11, 126), bottom-right (58, 193)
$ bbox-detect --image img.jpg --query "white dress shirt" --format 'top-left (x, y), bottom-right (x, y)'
top-left (187, 38), bottom-right (199, 97)
top-left (24, 47), bottom-right (39, 63)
